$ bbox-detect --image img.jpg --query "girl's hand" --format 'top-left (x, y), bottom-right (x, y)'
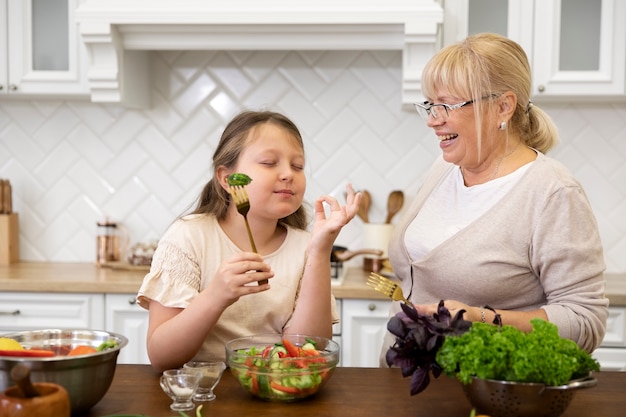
top-left (309, 184), bottom-right (361, 251)
top-left (204, 252), bottom-right (274, 309)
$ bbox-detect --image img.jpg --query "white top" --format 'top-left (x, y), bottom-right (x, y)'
top-left (405, 164), bottom-right (532, 260)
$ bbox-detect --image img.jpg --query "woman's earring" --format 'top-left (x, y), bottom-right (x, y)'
top-left (499, 121), bottom-right (507, 131)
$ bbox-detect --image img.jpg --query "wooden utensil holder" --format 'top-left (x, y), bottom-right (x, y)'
top-left (0, 213), bottom-right (19, 265)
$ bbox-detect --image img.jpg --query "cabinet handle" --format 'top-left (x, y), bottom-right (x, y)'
top-left (9, 84), bottom-right (18, 91)
top-left (0, 84), bottom-right (3, 91)
top-left (368, 303), bottom-right (376, 311)
top-left (537, 85), bottom-right (545, 93)
top-left (0, 310), bottom-right (21, 316)
top-left (128, 297), bottom-right (137, 305)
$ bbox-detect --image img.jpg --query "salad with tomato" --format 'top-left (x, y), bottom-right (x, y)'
top-left (227, 335), bottom-right (338, 401)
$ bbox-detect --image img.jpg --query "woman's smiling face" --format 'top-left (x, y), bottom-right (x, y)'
top-left (426, 91), bottom-right (499, 171)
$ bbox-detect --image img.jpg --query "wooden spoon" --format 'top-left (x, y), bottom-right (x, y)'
top-left (357, 190), bottom-right (371, 223)
top-left (385, 190), bottom-right (404, 223)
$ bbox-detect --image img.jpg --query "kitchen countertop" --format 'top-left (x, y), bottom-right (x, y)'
top-left (83, 365), bottom-right (625, 417)
top-left (0, 262), bottom-right (625, 305)
top-left (0, 262), bottom-right (388, 300)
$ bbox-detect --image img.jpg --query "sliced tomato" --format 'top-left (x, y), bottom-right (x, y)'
top-left (261, 345), bottom-right (273, 358)
top-left (0, 349), bottom-right (55, 357)
top-left (281, 338), bottom-right (301, 357)
top-left (304, 356), bottom-right (328, 364)
top-left (300, 348), bottom-right (321, 356)
top-left (285, 358), bottom-right (309, 368)
top-left (270, 381), bottom-right (300, 394)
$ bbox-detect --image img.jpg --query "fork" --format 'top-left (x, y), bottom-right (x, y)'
top-left (229, 185), bottom-right (268, 285)
top-left (367, 272), bottom-right (412, 306)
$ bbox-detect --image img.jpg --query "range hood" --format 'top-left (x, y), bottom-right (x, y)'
top-left (75, 0), bottom-right (443, 108)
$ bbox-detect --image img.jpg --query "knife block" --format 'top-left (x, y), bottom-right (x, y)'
top-left (0, 213), bottom-right (19, 265)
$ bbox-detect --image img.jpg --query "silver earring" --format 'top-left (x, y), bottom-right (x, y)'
top-left (499, 121), bottom-right (507, 131)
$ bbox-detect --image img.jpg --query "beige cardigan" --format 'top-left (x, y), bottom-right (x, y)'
top-left (383, 152), bottom-right (608, 357)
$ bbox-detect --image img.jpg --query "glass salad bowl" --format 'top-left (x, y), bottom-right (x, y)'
top-left (225, 334), bottom-right (339, 402)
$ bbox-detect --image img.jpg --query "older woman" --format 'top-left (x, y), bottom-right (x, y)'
top-left (381, 33), bottom-right (608, 362)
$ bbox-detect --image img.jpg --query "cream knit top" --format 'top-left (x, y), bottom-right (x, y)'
top-left (383, 152), bottom-right (608, 358)
top-left (138, 214), bottom-right (339, 361)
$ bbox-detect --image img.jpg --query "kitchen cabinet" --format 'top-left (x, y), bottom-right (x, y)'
top-left (332, 299), bottom-right (342, 366)
top-left (441, 0), bottom-right (626, 100)
top-left (593, 306), bottom-right (626, 371)
top-left (104, 294), bottom-right (150, 365)
top-left (0, 292), bottom-right (104, 333)
top-left (0, 0), bottom-right (89, 96)
top-left (340, 299), bottom-right (391, 367)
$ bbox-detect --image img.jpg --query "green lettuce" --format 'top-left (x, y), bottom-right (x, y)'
top-left (436, 318), bottom-right (600, 386)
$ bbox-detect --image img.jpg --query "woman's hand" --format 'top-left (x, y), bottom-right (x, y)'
top-left (415, 300), bottom-right (477, 321)
top-left (414, 300), bottom-right (548, 331)
top-left (203, 252), bottom-right (274, 309)
top-left (308, 184), bottom-right (361, 252)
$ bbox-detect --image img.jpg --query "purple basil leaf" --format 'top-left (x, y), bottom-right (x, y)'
top-left (387, 315), bottom-right (406, 337)
top-left (435, 300), bottom-right (451, 323)
top-left (385, 347), bottom-right (398, 367)
top-left (425, 334), bottom-right (440, 352)
top-left (400, 302), bottom-right (421, 322)
top-left (409, 367), bottom-right (431, 395)
top-left (410, 326), bottom-right (429, 349)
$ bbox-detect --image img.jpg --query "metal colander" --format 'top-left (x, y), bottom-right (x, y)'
top-left (462, 375), bottom-right (597, 417)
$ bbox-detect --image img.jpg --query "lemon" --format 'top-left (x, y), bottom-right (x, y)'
top-left (0, 337), bottom-right (24, 351)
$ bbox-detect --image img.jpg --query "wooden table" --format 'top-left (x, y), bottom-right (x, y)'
top-left (82, 365), bottom-right (624, 417)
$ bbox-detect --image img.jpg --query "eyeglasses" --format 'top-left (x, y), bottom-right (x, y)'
top-left (413, 94), bottom-right (499, 121)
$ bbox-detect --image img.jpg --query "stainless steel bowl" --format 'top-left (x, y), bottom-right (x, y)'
top-left (462, 375), bottom-right (597, 417)
top-left (0, 329), bottom-right (128, 415)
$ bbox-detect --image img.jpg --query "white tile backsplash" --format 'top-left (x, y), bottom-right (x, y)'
top-left (1, 50), bottom-right (625, 272)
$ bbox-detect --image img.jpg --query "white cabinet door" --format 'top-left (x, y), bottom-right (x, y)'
top-left (104, 294), bottom-right (150, 365)
top-left (340, 299), bottom-right (391, 367)
top-left (442, 0), bottom-right (533, 54)
top-left (594, 306), bottom-right (626, 371)
top-left (592, 347), bottom-right (626, 371)
top-left (601, 306), bottom-right (626, 347)
top-left (2, 0), bottom-right (89, 96)
top-left (532, 0), bottom-right (625, 98)
top-left (442, 0), bottom-right (626, 100)
top-left (0, 292), bottom-right (104, 332)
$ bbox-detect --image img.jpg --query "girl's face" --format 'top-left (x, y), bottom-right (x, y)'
top-left (232, 123), bottom-right (306, 220)
top-left (426, 91), bottom-right (496, 169)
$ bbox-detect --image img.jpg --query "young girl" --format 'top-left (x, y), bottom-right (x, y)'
top-left (137, 110), bottom-right (360, 371)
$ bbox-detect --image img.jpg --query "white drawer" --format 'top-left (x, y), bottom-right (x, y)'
top-left (0, 292), bottom-right (105, 332)
top-left (593, 347), bottom-right (626, 371)
top-left (602, 307), bottom-right (626, 347)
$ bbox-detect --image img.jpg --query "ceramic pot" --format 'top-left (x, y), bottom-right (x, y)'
top-left (0, 382), bottom-right (71, 417)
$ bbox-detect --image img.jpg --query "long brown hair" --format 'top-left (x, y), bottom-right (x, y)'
top-left (188, 111), bottom-right (309, 230)
top-left (422, 33), bottom-right (559, 155)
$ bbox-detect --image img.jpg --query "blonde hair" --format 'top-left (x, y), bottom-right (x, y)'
top-left (188, 111), bottom-right (308, 230)
top-left (422, 33), bottom-right (558, 154)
